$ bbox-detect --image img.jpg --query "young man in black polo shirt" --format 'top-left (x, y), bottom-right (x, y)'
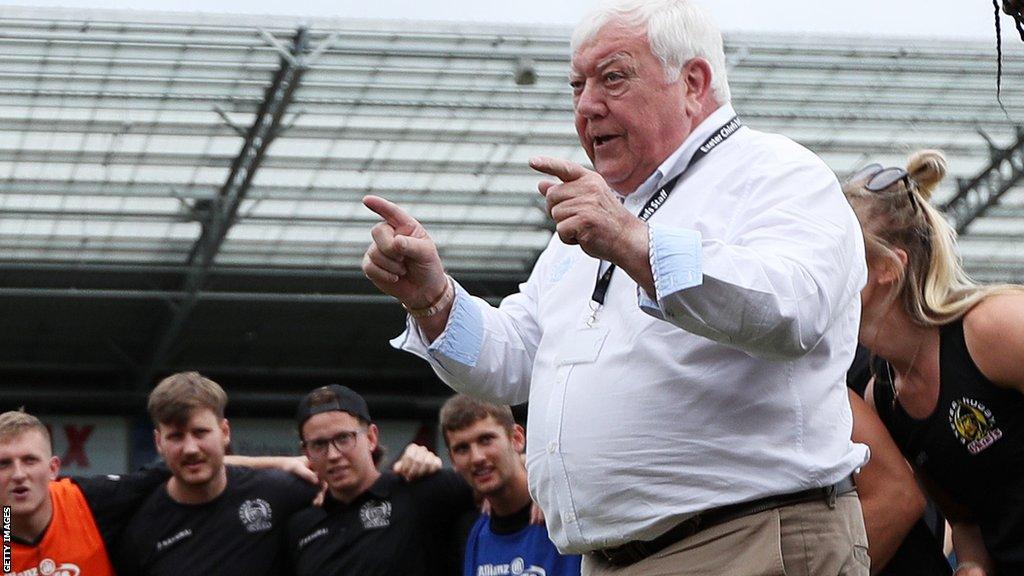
top-left (286, 384), bottom-right (476, 575)
top-left (112, 372), bottom-right (319, 576)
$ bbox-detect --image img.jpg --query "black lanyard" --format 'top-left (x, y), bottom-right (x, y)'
top-left (590, 116), bottom-right (741, 307)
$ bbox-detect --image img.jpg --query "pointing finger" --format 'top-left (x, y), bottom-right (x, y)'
top-left (363, 195), bottom-right (420, 232)
top-left (529, 156), bottom-right (590, 183)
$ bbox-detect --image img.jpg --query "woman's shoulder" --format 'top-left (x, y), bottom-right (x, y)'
top-left (962, 292), bottom-right (1024, 392)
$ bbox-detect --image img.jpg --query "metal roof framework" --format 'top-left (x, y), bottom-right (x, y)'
top-left (0, 6), bottom-right (1022, 415)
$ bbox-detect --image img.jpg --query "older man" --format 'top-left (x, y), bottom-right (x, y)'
top-left (362, 0), bottom-right (870, 574)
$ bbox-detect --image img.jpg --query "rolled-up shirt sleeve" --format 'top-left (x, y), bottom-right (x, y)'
top-left (392, 280), bottom-right (485, 369)
top-left (640, 158), bottom-right (866, 360)
top-left (639, 223), bottom-right (703, 311)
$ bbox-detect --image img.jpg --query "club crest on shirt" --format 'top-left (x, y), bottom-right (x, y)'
top-left (238, 498), bottom-right (273, 533)
top-left (359, 499), bottom-right (391, 529)
top-left (10, 557), bottom-right (80, 573)
top-left (948, 397), bottom-right (1003, 455)
top-left (12, 558), bottom-right (82, 576)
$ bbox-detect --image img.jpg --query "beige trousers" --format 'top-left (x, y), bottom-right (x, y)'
top-left (583, 492), bottom-right (870, 576)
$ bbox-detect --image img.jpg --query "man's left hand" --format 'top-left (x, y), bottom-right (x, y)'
top-left (530, 156), bottom-right (648, 266)
top-left (391, 443), bottom-right (443, 482)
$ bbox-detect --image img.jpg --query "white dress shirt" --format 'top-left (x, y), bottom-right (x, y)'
top-left (395, 104), bottom-right (869, 554)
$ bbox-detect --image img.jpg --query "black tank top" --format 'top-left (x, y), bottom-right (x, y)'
top-left (848, 345), bottom-right (951, 576)
top-left (873, 319), bottom-right (1024, 573)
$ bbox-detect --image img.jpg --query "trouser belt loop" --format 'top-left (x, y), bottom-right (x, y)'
top-left (825, 482), bottom-right (838, 509)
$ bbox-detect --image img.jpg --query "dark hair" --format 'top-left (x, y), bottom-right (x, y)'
top-left (992, 0), bottom-right (1024, 115)
top-left (439, 395), bottom-right (515, 447)
top-left (297, 386), bottom-right (371, 440)
top-left (148, 371), bottom-right (228, 426)
top-left (298, 386), bottom-right (385, 466)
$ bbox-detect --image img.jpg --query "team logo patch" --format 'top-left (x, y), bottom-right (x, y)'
top-left (14, 558), bottom-right (82, 576)
top-left (359, 499), bottom-right (392, 529)
top-left (238, 498), bottom-right (273, 533)
top-left (948, 397), bottom-right (1003, 455)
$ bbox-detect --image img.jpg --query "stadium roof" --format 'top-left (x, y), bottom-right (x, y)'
top-left (1, 6), bottom-right (1022, 415)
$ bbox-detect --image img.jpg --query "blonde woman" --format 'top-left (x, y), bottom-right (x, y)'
top-left (844, 150), bottom-right (1024, 576)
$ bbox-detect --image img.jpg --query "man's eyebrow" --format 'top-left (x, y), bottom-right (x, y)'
top-left (570, 51), bottom-right (634, 78)
top-left (596, 51), bottom-right (634, 71)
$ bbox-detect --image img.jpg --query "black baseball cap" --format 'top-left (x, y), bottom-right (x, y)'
top-left (296, 384), bottom-right (372, 430)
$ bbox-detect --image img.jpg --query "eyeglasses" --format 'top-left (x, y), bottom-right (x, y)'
top-left (847, 163), bottom-right (919, 210)
top-left (303, 429), bottom-right (361, 458)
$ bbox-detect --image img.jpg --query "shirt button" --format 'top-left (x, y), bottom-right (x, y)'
top-left (547, 442), bottom-right (557, 453)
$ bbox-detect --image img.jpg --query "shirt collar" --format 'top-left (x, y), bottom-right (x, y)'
top-left (616, 103), bottom-right (737, 204)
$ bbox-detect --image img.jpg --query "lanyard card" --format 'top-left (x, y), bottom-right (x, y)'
top-left (556, 326), bottom-right (610, 366)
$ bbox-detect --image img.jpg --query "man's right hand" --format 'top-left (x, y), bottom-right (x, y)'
top-left (361, 195), bottom-right (448, 309)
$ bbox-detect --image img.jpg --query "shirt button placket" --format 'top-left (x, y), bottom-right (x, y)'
top-left (547, 363), bottom-right (584, 544)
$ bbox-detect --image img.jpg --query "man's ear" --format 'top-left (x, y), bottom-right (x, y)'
top-left (153, 428), bottom-right (164, 456)
top-left (366, 424), bottom-right (379, 452)
top-left (680, 57), bottom-right (713, 114)
top-left (511, 424), bottom-right (526, 454)
top-left (48, 455), bottom-right (61, 480)
top-left (220, 418), bottom-right (231, 448)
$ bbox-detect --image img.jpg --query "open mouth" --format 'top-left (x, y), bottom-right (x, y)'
top-left (11, 486), bottom-right (30, 498)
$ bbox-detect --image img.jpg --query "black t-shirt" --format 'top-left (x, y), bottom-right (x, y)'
top-left (287, 469), bottom-right (475, 576)
top-left (112, 465), bottom-right (317, 576)
top-left (847, 346), bottom-right (952, 576)
top-left (873, 321), bottom-right (1024, 574)
top-left (71, 466), bottom-right (171, 551)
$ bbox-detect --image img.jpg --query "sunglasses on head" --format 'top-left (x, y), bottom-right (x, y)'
top-left (847, 163), bottom-right (920, 210)
top-left (847, 163), bottom-right (912, 191)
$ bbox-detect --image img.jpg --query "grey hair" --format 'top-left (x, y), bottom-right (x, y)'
top-left (571, 0), bottom-right (731, 104)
